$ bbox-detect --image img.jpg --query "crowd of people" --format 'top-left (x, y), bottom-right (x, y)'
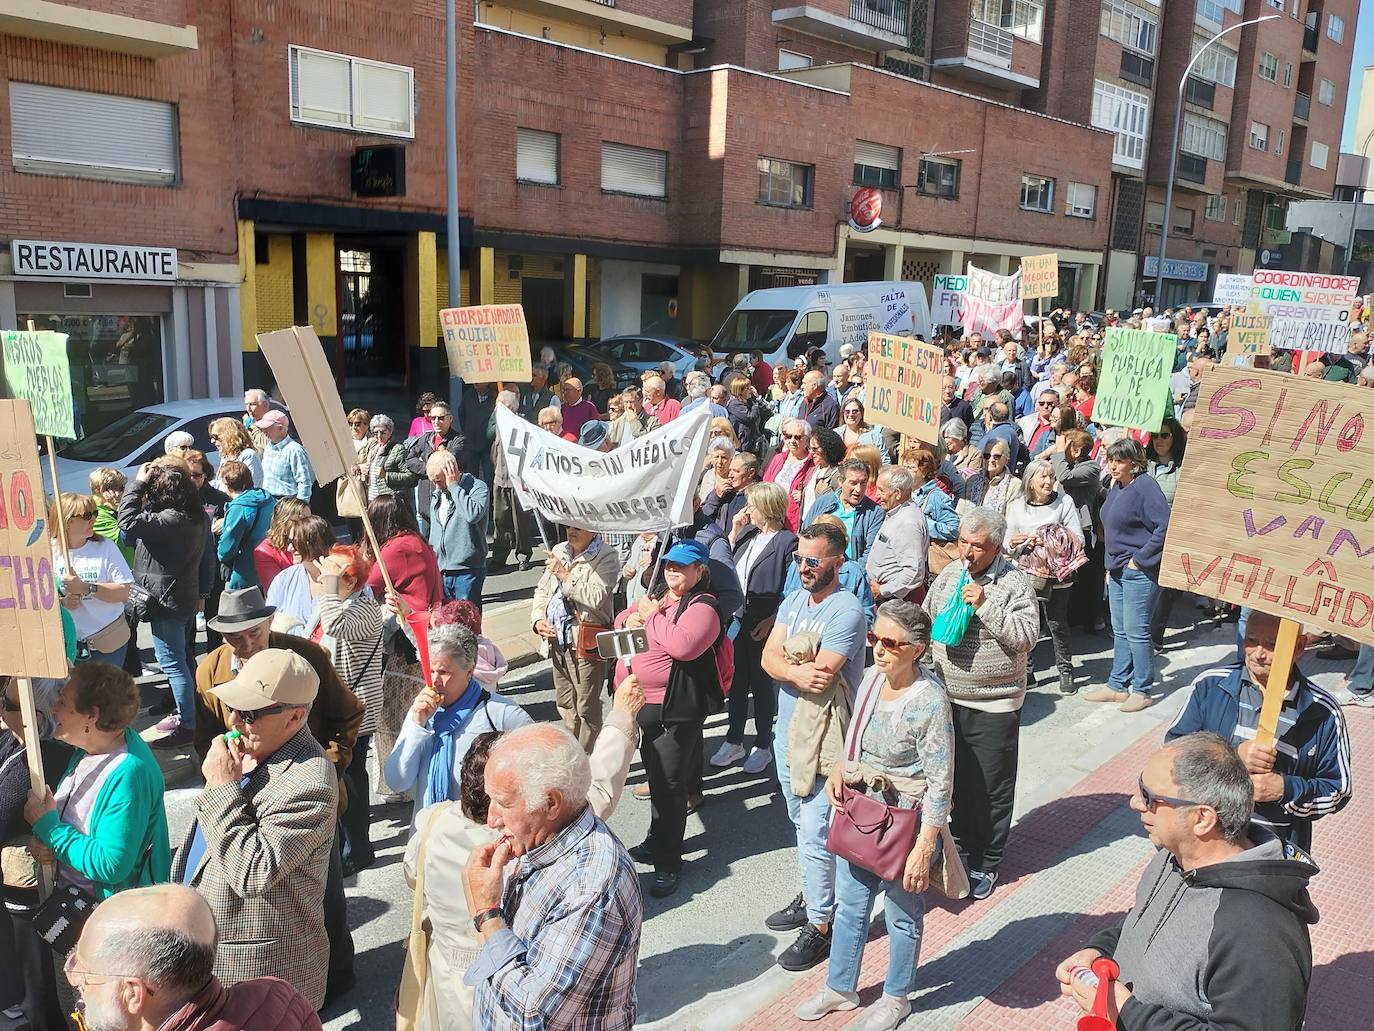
top-left (0, 302), bottom-right (1364, 1031)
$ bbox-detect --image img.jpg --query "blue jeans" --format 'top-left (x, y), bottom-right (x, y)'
top-left (1352, 645), bottom-right (1374, 695)
top-left (827, 856), bottom-right (927, 997)
top-left (86, 643), bottom-right (128, 669)
top-left (150, 614), bottom-right (196, 729)
top-left (1107, 567), bottom-right (1159, 696)
top-left (443, 570), bottom-right (486, 610)
top-left (772, 686), bottom-right (836, 926)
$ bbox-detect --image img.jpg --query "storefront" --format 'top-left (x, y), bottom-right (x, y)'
top-left (1142, 255), bottom-right (1210, 309)
top-left (1, 238), bottom-right (241, 439)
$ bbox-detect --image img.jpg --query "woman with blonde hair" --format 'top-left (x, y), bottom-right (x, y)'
top-left (709, 416), bottom-right (739, 449)
top-left (50, 492), bottom-right (134, 666)
top-left (208, 416), bottom-right (262, 489)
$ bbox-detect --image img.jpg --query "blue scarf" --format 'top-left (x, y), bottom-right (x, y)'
top-left (426, 677), bottom-right (484, 804)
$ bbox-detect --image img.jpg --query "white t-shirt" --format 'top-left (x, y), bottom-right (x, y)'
top-left (54, 537), bottom-right (134, 639)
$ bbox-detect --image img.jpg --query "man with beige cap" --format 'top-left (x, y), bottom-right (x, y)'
top-left (172, 649), bottom-right (338, 1010)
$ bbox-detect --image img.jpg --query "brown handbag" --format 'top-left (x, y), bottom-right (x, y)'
top-left (927, 541), bottom-right (961, 578)
top-left (574, 623), bottom-right (611, 661)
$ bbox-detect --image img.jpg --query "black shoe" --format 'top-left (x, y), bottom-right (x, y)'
top-left (765, 892), bottom-right (808, 931)
top-left (1059, 672), bottom-right (1077, 695)
top-left (650, 871), bottom-right (678, 898)
top-left (628, 842), bottom-right (653, 865)
top-left (322, 969), bottom-right (356, 1008)
top-left (778, 923), bottom-right (831, 971)
top-left (518, 558), bottom-right (534, 572)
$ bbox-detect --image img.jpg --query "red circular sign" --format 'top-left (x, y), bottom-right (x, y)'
top-left (849, 187), bottom-right (883, 231)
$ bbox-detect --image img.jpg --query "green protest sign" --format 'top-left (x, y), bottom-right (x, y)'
top-left (1094, 327), bottom-right (1176, 433)
top-left (1, 331), bottom-right (74, 439)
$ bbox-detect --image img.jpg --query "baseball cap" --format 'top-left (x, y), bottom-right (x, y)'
top-left (662, 539), bottom-right (709, 566)
top-left (209, 648), bottom-right (320, 711)
top-left (256, 410), bottom-right (288, 431)
top-left (578, 420), bottom-right (610, 448)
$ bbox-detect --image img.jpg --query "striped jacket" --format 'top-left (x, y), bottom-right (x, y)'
top-left (312, 589), bottom-right (385, 736)
top-left (173, 728), bottom-right (338, 1010)
top-left (1166, 663), bottom-right (1352, 854)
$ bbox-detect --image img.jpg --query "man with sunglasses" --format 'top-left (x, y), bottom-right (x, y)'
top-left (1056, 732), bottom-right (1316, 1031)
top-left (1017, 388), bottom-right (1063, 457)
top-left (174, 649), bottom-right (339, 1010)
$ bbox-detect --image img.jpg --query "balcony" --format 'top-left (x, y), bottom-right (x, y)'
top-left (1179, 154), bottom-right (1208, 185)
top-left (772, 0), bottom-right (912, 50)
top-left (932, 16), bottom-right (1039, 88)
top-left (1286, 158), bottom-right (1302, 186)
top-left (1302, 14), bottom-right (1318, 57)
top-left (1120, 49), bottom-right (1153, 88)
top-left (968, 18), bottom-right (1012, 65)
top-left (0, 0), bottom-right (197, 58)
top-left (1294, 91), bottom-right (1310, 123)
top-left (1185, 76), bottom-right (1215, 111)
top-left (496, 0), bottom-right (693, 43)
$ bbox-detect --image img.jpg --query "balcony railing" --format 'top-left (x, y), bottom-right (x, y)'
top-left (588, 0), bottom-right (615, 5)
top-left (1285, 158), bottom-right (1302, 185)
top-left (1179, 153), bottom-right (1208, 184)
top-left (1302, 25), bottom-right (1318, 53)
top-left (1120, 49), bottom-right (1153, 87)
top-left (1294, 91), bottom-right (1310, 120)
top-left (850, 0), bottom-right (910, 36)
top-left (1185, 76), bottom-right (1215, 110)
top-left (968, 18), bottom-right (1013, 65)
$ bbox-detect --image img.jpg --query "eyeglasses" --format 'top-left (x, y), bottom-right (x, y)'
top-left (1154, 431), bottom-right (1173, 439)
top-left (64, 951), bottom-right (140, 989)
top-left (867, 631), bottom-right (913, 651)
top-left (1137, 774), bottom-right (1205, 812)
top-left (782, 432), bottom-right (806, 441)
top-left (209, 433), bottom-right (221, 442)
top-left (792, 554), bottom-right (831, 568)
top-left (226, 702), bottom-right (292, 724)
top-left (1037, 400), bottom-right (1056, 407)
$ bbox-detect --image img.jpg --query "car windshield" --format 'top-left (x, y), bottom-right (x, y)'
top-left (710, 309), bottom-right (797, 353)
top-left (58, 411), bottom-right (177, 462)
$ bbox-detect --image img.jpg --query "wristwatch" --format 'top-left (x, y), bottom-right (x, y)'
top-left (472, 907), bottom-right (505, 933)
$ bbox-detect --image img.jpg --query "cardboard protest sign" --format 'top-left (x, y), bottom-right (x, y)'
top-left (1230, 313), bottom-right (1271, 366)
top-left (931, 275), bottom-right (966, 328)
top-left (962, 264), bottom-right (1023, 339)
top-left (1, 331), bottom-right (75, 439)
top-left (1247, 271), bottom-right (1359, 355)
top-left (864, 332), bottom-right (944, 444)
top-left (0, 401), bottom-right (69, 678)
top-left (1093, 328), bottom-right (1176, 432)
top-left (255, 326), bottom-right (352, 485)
top-left (1020, 254), bottom-right (1059, 300)
top-left (1213, 273), bottom-right (1252, 307)
top-left (494, 404), bottom-right (710, 533)
top-left (1160, 367), bottom-right (1374, 646)
top-left (440, 305), bottom-right (532, 384)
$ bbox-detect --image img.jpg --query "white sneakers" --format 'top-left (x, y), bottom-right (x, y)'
top-left (795, 987), bottom-right (858, 1021)
top-left (743, 747), bottom-right (774, 773)
top-left (709, 741), bottom-right (746, 767)
top-left (796, 990), bottom-right (911, 1031)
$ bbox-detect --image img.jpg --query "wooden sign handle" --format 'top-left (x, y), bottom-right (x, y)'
top-left (1254, 618), bottom-right (1300, 747)
top-left (349, 476), bottom-right (397, 599)
top-left (16, 676), bottom-right (54, 900)
top-left (44, 436), bottom-right (72, 571)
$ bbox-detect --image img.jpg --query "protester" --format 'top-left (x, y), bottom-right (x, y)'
top-left (1056, 733), bottom-right (1317, 1031)
top-left (356, 414), bottom-right (416, 507)
top-left (940, 375), bottom-right (974, 431)
top-left (701, 451), bottom-right (758, 533)
top-left (803, 458), bottom-right (884, 561)
top-left (698, 436), bottom-right (736, 503)
top-left (763, 418), bottom-right (816, 531)
top-left (120, 462), bottom-right (208, 748)
top-left (1084, 439), bottom-right (1170, 712)
top-left (174, 649), bottom-right (337, 1009)
top-left (799, 425), bottom-right (845, 519)
top-left (725, 377), bottom-right (764, 453)
top-left (519, 370), bottom-right (556, 422)
top-left (346, 408), bottom-right (370, 454)
top-left (1047, 428), bottom-right (1106, 633)
top-left (264, 514), bottom-right (335, 629)
top-left (364, 494), bottom-right (443, 617)
top-left (460, 723), bottom-right (642, 1027)
top-left (216, 460), bottom-right (275, 592)
top-left (538, 405), bottom-right (576, 442)
top-left (800, 370), bottom-right (840, 430)
top-left (923, 507), bottom-right (1039, 900)
top-left (1146, 419), bottom-right (1185, 649)
top-left (50, 492), bottom-right (134, 666)
top-left (252, 496), bottom-right (308, 594)
top-left (610, 386), bottom-right (655, 444)
top-left (866, 465), bottom-right (930, 604)
top-left (532, 525), bottom-right (618, 752)
top-left (837, 398), bottom-right (887, 460)
top-left (425, 450), bottom-right (490, 607)
top-left (66, 883), bottom-right (322, 1031)
top-left (409, 392), bottom-right (439, 437)
top-left (761, 522), bottom-right (867, 970)
top-left (643, 375), bottom-right (681, 425)
top-left (1166, 611), bottom-right (1351, 853)
top-left (797, 602), bottom-right (955, 1029)
top-left (906, 447), bottom-right (961, 543)
top-left (209, 417), bottom-right (263, 490)
top-left (257, 410), bottom-right (314, 503)
top-left (490, 390), bottom-right (536, 572)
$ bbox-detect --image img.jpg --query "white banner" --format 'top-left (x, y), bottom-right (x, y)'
top-left (962, 264), bottom-right (1023, 339)
top-left (931, 274), bottom-right (966, 327)
top-left (494, 404), bottom-right (711, 533)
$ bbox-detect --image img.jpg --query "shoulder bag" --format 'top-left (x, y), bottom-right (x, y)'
top-left (396, 801), bottom-right (447, 1031)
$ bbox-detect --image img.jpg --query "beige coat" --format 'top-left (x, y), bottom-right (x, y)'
top-left (530, 539), bottom-right (620, 652)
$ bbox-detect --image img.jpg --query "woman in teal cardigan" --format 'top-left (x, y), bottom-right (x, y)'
top-left (24, 662), bottom-right (170, 898)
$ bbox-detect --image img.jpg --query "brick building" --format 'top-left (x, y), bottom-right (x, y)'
top-left (0, 0), bottom-right (1356, 421)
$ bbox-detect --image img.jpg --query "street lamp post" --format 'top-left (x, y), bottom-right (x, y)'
top-left (1343, 128), bottom-right (1374, 277)
top-left (444, 0), bottom-right (462, 410)
top-left (1151, 14), bottom-right (1279, 307)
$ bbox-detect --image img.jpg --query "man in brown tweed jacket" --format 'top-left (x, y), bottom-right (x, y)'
top-left (173, 648), bottom-right (338, 1010)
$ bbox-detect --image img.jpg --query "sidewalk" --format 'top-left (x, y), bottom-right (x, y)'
top-left (736, 701), bottom-right (1374, 1030)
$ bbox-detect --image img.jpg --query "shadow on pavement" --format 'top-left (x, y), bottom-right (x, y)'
top-left (1308, 950), bottom-right (1374, 1029)
top-left (636, 934), bottom-right (781, 1022)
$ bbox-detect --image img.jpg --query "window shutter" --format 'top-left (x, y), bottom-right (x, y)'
top-left (601, 143), bottom-right (667, 198)
top-left (517, 129), bottom-right (559, 184)
top-left (353, 61), bottom-right (412, 135)
top-left (9, 82), bottom-right (178, 184)
top-left (854, 141), bottom-right (899, 170)
top-left (292, 48), bottom-right (352, 127)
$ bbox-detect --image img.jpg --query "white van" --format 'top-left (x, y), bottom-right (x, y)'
top-left (709, 281), bottom-right (932, 369)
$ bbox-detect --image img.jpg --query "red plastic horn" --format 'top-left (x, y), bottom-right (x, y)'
top-left (1076, 957), bottom-right (1121, 1031)
top-left (405, 609), bottom-right (434, 689)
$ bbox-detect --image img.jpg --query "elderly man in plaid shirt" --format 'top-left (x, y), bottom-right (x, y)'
top-left (463, 722), bottom-right (641, 1029)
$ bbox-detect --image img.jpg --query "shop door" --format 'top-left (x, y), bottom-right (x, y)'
top-left (522, 278), bottom-right (566, 342)
top-left (339, 246), bottom-right (405, 384)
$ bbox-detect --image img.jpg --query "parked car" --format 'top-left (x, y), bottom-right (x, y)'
top-left (42, 398), bottom-right (243, 495)
top-left (560, 335), bottom-right (700, 388)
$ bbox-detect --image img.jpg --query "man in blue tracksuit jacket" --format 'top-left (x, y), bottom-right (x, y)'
top-left (1165, 610), bottom-right (1352, 854)
top-left (802, 459), bottom-right (885, 562)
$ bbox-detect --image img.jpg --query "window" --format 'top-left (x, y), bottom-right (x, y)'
top-left (917, 155), bottom-right (961, 198)
top-left (792, 311), bottom-right (829, 352)
top-left (1311, 141), bottom-right (1329, 170)
top-left (1145, 201), bottom-right (1164, 230)
top-left (1092, 80), bottom-right (1150, 168)
top-left (516, 128), bottom-right (559, 185)
top-left (1265, 0), bottom-right (1284, 8)
top-left (1258, 52), bottom-right (1278, 81)
top-left (1173, 208), bottom-right (1195, 235)
top-left (1020, 173), bottom-right (1055, 212)
top-left (288, 45), bottom-right (414, 137)
top-left (1275, 129), bottom-right (1285, 156)
top-left (1327, 14), bottom-right (1344, 42)
top-left (779, 49), bottom-right (812, 70)
top-left (602, 142), bottom-right (668, 198)
top-left (757, 157), bottom-right (813, 208)
top-left (8, 83), bottom-right (178, 185)
top-left (1319, 79), bottom-right (1336, 105)
top-left (1196, 0), bottom-right (1241, 26)
top-left (1266, 202), bottom-right (1286, 231)
top-left (1249, 121), bottom-right (1269, 151)
top-left (1182, 113), bottom-right (1228, 161)
top-left (1283, 62), bottom-right (1292, 88)
top-left (1205, 194), bottom-right (1227, 221)
top-left (1005, 0), bottom-right (1044, 42)
top-left (853, 141), bottom-right (900, 189)
top-left (1065, 182), bottom-right (1097, 218)
top-left (1100, 0), bottom-right (1158, 54)
top-left (1190, 35), bottom-right (1237, 87)
top-left (1234, 197), bottom-right (1243, 225)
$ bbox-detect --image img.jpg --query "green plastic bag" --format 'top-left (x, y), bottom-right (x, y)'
top-left (931, 567), bottom-right (975, 647)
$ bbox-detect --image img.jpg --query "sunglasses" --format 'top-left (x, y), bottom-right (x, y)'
top-left (783, 432), bottom-right (806, 441)
top-left (792, 554), bottom-right (832, 568)
top-left (1137, 774), bottom-right (1205, 812)
top-left (1037, 400), bottom-right (1056, 408)
top-left (227, 702), bottom-right (292, 724)
top-left (867, 631), bottom-right (913, 651)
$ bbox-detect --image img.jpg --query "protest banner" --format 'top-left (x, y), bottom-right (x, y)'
top-left (1094, 328), bottom-right (1176, 432)
top-left (494, 404), bottom-right (710, 534)
top-left (962, 264), bottom-right (1023, 339)
top-left (1020, 254), bottom-right (1059, 300)
top-left (1, 331), bottom-right (75, 440)
top-left (931, 274), bottom-right (966, 328)
top-left (1229, 313), bottom-right (1271, 366)
top-left (878, 285), bottom-right (915, 335)
top-left (1247, 270), bottom-right (1360, 355)
top-left (256, 326), bottom-right (395, 594)
top-left (440, 304), bottom-right (532, 384)
top-left (1213, 273), bottom-right (1252, 307)
top-left (864, 331), bottom-right (944, 444)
